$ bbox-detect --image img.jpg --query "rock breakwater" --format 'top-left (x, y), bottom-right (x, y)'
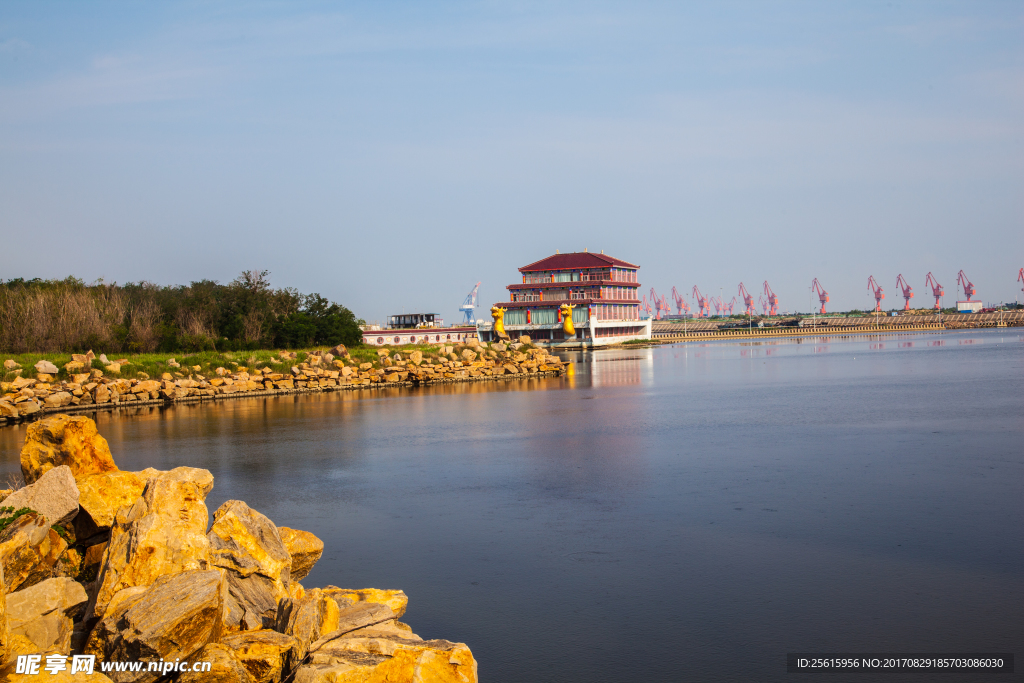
top-left (1, 338), bottom-right (565, 427)
top-left (0, 414), bottom-right (478, 682)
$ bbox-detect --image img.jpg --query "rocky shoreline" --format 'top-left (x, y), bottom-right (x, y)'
top-left (0, 414), bottom-right (477, 682)
top-left (1, 337), bottom-right (566, 427)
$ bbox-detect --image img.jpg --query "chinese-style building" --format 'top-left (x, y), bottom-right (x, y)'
top-left (481, 250), bottom-right (652, 347)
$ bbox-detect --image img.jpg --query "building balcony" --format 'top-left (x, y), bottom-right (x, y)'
top-left (507, 281), bottom-right (641, 291)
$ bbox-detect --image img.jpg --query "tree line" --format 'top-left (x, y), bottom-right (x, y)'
top-left (0, 271), bottom-right (363, 353)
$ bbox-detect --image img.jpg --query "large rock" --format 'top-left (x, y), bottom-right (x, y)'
top-left (299, 620), bottom-right (477, 683)
top-left (307, 602), bottom-right (396, 654)
top-left (5, 577), bottom-right (88, 654)
top-left (74, 471), bottom-right (147, 544)
top-left (276, 589), bottom-right (340, 659)
top-left (33, 360), bottom-right (59, 375)
top-left (221, 574), bottom-right (280, 631)
top-left (0, 512), bottom-right (66, 593)
top-left (90, 479), bottom-right (211, 619)
top-left (137, 466), bottom-right (215, 498)
top-left (277, 528), bottom-right (323, 581)
top-left (83, 586), bottom-right (150, 658)
top-left (208, 501), bottom-right (291, 629)
top-left (2, 466), bottom-right (80, 526)
top-left (0, 668), bottom-right (114, 683)
top-left (181, 643), bottom-right (254, 683)
top-left (221, 630), bottom-right (299, 683)
top-left (75, 468), bottom-right (213, 545)
top-left (0, 562), bottom-right (9, 664)
top-left (86, 570), bottom-right (227, 683)
top-left (322, 588), bottom-right (408, 619)
top-left (20, 415), bottom-right (118, 485)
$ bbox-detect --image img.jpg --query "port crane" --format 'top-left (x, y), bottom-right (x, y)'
top-left (712, 296), bottom-right (725, 317)
top-left (670, 287), bottom-right (691, 316)
top-left (738, 282), bottom-right (755, 315)
top-left (724, 296), bottom-right (737, 315)
top-left (762, 281), bottom-right (779, 316)
top-left (649, 288), bottom-right (671, 320)
top-left (811, 278), bottom-right (829, 314)
top-left (692, 286), bottom-right (711, 318)
top-left (925, 272), bottom-right (943, 309)
top-left (1018, 268), bottom-right (1024, 300)
top-left (895, 274), bottom-right (914, 311)
top-left (957, 270), bottom-right (976, 301)
top-left (758, 294), bottom-right (768, 316)
top-left (460, 281), bottom-right (480, 324)
top-left (867, 276), bottom-right (885, 312)
top-left (639, 295), bottom-right (652, 319)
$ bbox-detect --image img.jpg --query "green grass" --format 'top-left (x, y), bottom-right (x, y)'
top-left (0, 506), bottom-right (34, 534)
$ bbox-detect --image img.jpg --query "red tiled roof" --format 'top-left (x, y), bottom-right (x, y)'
top-left (519, 252), bottom-right (639, 272)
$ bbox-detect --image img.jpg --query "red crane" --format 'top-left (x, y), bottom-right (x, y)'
top-left (639, 295), bottom-right (652, 318)
top-left (724, 296), bottom-right (737, 315)
top-left (762, 280), bottom-right (779, 316)
top-left (648, 288), bottom-right (671, 320)
top-left (738, 282), bottom-right (755, 315)
top-left (895, 274), bottom-right (914, 311)
top-left (758, 294), bottom-right (768, 316)
top-left (957, 270), bottom-right (975, 301)
top-left (811, 278), bottom-right (829, 314)
top-left (692, 286), bottom-right (710, 318)
top-left (670, 286), bottom-right (691, 316)
top-left (867, 275), bottom-right (885, 312)
top-left (1018, 268), bottom-right (1024, 299)
top-left (925, 272), bottom-right (943, 309)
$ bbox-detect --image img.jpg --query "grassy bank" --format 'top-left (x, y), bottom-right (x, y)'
top-left (0, 337), bottom-right (549, 385)
top-left (0, 343), bottom-right (464, 385)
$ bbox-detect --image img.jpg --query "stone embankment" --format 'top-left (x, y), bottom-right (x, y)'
top-left (0, 414), bottom-right (477, 682)
top-left (1, 337), bottom-right (565, 426)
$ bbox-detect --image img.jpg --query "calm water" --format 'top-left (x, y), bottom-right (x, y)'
top-left (2, 330), bottom-right (1022, 682)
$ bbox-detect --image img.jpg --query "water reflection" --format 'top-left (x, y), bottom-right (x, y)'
top-left (0, 330), bottom-right (1020, 683)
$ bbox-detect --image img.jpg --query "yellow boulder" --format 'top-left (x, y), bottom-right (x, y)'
top-left (75, 471), bottom-right (147, 530)
top-left (277, 527), bottom-right (324, 581)
top-left (181, 643), bottom-right (255, 683)
top-left (221, 630), bottom-right (300, 683)
top-left (0, 667), bottom-right (114, 683)
top-left (20, 414), bottom-right (118, 484)
top-left (299, 620), bottom-right (477, 683)
top-left (91, 479), bottom-right (211, 619)
top-left (323, 588), bottom-right (408, 618)
top-left (0, 513), bottom-right (66, 593)
top-left (276, 588), bottom-right (340, 658)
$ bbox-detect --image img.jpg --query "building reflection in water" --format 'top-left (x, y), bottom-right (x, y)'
top-left (557, 347), bottom-right (653, 387)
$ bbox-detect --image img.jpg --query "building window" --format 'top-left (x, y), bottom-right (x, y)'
top-left (533, 308), bottom-right (557, 325)
top-left (505, 309), bottom-right (527, 325)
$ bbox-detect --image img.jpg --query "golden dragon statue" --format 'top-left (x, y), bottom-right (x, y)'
top-left (490, 306), bottom-right (509, 339)
top-left (559, 303), bottom-right (575, 336)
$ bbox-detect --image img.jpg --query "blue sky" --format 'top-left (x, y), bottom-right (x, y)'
top-left (1, 1), bottom-right (1021, 320)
